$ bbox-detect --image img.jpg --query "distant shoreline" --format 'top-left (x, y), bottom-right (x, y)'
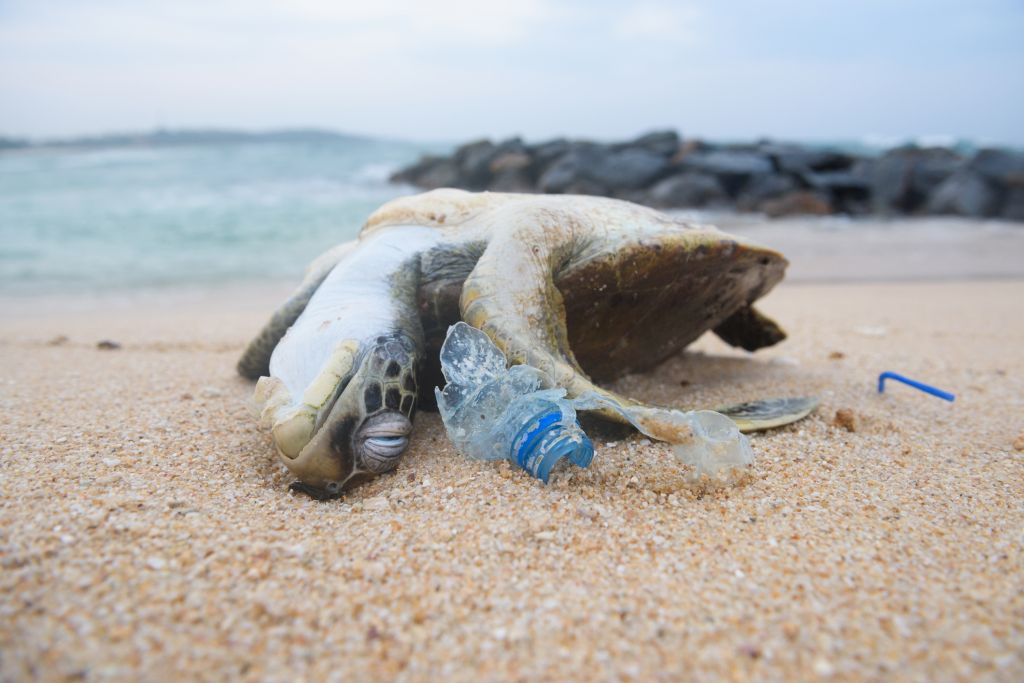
top-left (4, 126), bottom-right (1022, 157)
top-left (0, 127), bottom-right (415, 152)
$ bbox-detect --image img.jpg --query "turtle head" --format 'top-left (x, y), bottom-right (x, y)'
top-left (256, 334), bottom-right (419, 498)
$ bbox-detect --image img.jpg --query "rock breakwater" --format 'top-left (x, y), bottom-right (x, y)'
top-left (392, 131), bottom-right (1024, 221)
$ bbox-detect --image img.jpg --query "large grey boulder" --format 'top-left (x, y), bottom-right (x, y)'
top-left (925, 170), bottom-right (999, 217)
top-left (453, 139), bottom-right (499, 189)
top-left (529, 138), bottom-right (572, 171)
top-left (911, 150), bottom-right (962, 197)
top-left (872, 147), bottom-right (961, 213)
top-left (804, 170), bottom-right (871, 192)
top-left (615, 130), bottom-right (680, 157)
top-left (538, 144), bottom-right (670, 193)
top-left (970, 149), bottom-right (1024, 220)
top-left (804, 169), bottom-right (872, 214)
top-left (736, 174), bottom-right (798, 211)
top-left (489, 150), bottom-right (531, 175)
top-left (489, 171), bottom-right (534, 193)
top-left (487, 150), bottom-right (534, 192)
top-left (413, 159), bottom-right (461, 189)
top-left (536, 143), bottom-right (671, 193)
top-left (587, 147), bottom-right (670, 190)
top-left (679, 150), bottom-right (773, 176)
top-left (760, 144), bottom-right (853, 174)
top-left (971, 148), bottom-right (1024, 186)
top-left (1001, 187), bottom-right (1024, 221)
top-left (537, 145), bottom-right (607, 193)
top-left (646, 172), bottom-right (727, 208)
top-left (870, 149), bottom-right (913, 212)
top-left (390, 155), bottom-right (460, 188)
top-left (676, 150), bottom-right (773, 195)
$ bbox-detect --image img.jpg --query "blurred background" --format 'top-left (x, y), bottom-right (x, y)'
top-left (1, 0), bottom-right (1022, 294)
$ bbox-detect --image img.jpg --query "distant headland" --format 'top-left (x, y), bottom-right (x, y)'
top-left (0, 128), bottom-right (376, 151)
top-left (392, 131), bottom-right (1024, 221)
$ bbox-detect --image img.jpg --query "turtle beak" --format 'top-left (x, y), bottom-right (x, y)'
top-left (280, 376), bottom-right (367, 491)
top-left (272, 352), bottom-right (416, 496)
top-left (355, 411), bottom-right (413, 474)
top-left (255, 330), bottom-right (421, 497)
top-left (282, 408), bottom-right (412, 500)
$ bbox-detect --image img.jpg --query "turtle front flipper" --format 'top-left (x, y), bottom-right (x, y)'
top-left (459, 203), bottom-right (813, 441)
top-left (253, 226), bottom-right (439, 495)
top-left (237, 241), bottom-right (358, 379)
top-left (459, 205), bottom-right (591, 395)
top-left (459, 204), bottom-right (684, 440)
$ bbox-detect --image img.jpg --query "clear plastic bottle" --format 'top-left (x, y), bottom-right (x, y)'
top-left (434, 322), bottom-right (593, 482)
top-left (435, 322), bottom-right (754, 483)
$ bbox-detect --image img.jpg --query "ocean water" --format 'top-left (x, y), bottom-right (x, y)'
top-left (3, 137), bottom-right (1020, 297)
top-left (0, 139), bottom-right (433, 294)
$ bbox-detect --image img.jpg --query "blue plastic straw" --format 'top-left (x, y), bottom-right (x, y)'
top-left (877, 372), bottom-right (955, 402)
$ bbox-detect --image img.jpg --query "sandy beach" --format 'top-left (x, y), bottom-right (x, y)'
top-left (2, 269), bottom-right (1023, 680)
top-left (4, 0), bottom-right (1023, 677)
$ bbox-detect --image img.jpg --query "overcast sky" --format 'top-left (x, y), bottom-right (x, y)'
top-left (1, 0), bottom-right (1022, 145)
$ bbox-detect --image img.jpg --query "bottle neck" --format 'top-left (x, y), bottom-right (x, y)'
top-left (510, 406), bottom-right (594, 482)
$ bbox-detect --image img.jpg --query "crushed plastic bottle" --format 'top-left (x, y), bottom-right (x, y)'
top-left (435, 322), bottom-right (593, 482)
top-left (435, 322), bottom-right (754, 484)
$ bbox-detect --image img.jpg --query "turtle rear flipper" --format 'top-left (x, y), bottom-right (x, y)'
top-left (713, 305), bottom-right (787, 352)
top-left (715, 396), bottom-right (819, 433)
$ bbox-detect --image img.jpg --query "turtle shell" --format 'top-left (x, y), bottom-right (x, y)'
top-left (415, 229), bottom-right (785, 387)
top-left (559, 232), bottom-right (786, 381)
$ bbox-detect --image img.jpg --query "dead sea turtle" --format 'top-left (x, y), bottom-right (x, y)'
top-left (238, 190), bottom-right (816, 498)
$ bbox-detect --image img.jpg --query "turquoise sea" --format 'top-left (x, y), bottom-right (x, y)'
top-left (0, 138), bottom-right (432, 294)
top-left (3, 135), bottom-right (1019, 296)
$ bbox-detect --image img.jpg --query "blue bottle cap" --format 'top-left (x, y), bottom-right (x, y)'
top-left (510, 407), bottom-right (594, 482)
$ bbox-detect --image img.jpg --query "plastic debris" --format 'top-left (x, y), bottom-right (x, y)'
top-left (435, 323), bottom-right (593, 482)
top-left (877, 371), bottom-right (955, 402)
top-left (436, 322), bottom-right (755, 483)
top-left (573, 392), bottom-right (753, 481)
